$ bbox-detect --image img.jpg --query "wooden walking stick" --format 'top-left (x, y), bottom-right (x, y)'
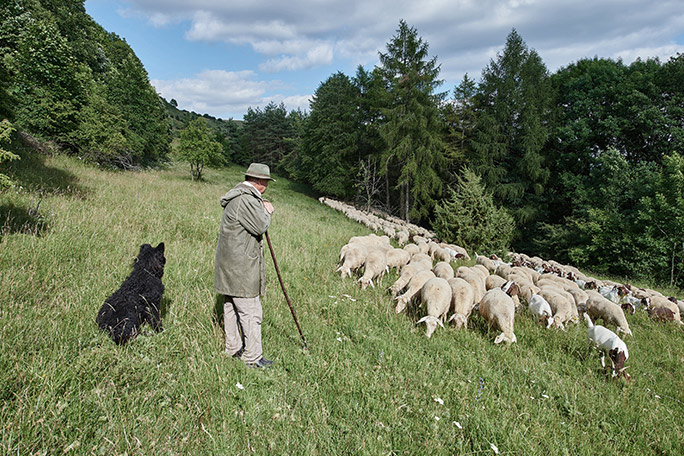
top-left (265, 231), bottom-right (308, 349)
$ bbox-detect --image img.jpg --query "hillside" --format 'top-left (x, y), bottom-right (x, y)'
top-left (1, 148), bottom-right (683, 454)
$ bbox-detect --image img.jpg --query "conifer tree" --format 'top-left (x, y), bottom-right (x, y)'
top-left (470, 29), bottom-right (552, 240)
top-left (377, 20), bottom-right (447, 222)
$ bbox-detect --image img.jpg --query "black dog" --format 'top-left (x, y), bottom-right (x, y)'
top-left (97, 243), bottom-right (166, 345)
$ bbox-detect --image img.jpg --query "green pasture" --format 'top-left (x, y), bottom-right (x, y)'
top-left (1, 150), bottom-right (683, 455)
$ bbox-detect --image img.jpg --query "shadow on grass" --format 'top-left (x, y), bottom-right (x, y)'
top-left (0, 202), bottom-right (49, 236)
top-left (7, 144), bottom-right (89, 199)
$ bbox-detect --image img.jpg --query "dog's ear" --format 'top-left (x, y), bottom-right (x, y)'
top-left (156, 242), bottom-right (165, 253)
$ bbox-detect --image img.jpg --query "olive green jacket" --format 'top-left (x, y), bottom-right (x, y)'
top-left (214, 182), bottom-right (271, 297)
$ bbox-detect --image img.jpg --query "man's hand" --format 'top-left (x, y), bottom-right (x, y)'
top-left (264, 201), bottom-right (275, 214)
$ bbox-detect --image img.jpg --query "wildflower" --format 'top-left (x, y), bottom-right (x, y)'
top-left (235, 382), bottom-right (244, 390)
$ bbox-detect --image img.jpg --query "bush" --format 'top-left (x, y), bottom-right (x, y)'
top-left (433, 168), bottom-right (515, 254)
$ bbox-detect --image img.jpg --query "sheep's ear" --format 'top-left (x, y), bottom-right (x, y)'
top-left (494, 333), bottom-right (506, 344)
top-left (416, 316), bottom-right (429, 324)
top-left (448, 314), bottom-right (458, 323)
top-left (437, 319), bottom-right (445, 328)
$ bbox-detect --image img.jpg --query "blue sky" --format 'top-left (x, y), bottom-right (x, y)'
top-left (85, 0), bottom-right (684, 121)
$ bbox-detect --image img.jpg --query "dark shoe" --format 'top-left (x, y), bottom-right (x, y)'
top-left (247, 357), bottom-right (273, 369)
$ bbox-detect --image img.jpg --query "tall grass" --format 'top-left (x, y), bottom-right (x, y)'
top-left (1, 150), bottom-right (683, 455)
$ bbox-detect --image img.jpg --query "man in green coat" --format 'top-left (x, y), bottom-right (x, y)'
top-left (215, 163), bottom-right (275, 368)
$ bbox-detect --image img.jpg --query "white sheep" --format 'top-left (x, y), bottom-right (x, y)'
top-left (397, 230), bottom-right (409, 246)
top-left (539, 287), bottom-right (575, 330)
top-left (584, 314), bottom-right (630, 380)
top-left (584, 290), bottom-right (633, 336)
top-left (433, 247), bottom-right (452, 263)
top-left (395, 269), bottom-right (436, 314)
top-left (475, 254), bottom-right (497, 273)
top-left (389, 262), bottom-right (428, 297)
top-left (403, 243), bottom-right (420, 256)
top-left (447, 277), bottom-right (476, 329)
top-left (357, 248), bottom-right (389, 290)
top-left (485, 274), bottom-right (507, 291)
top-left (416, 277), bottom-right (452, 338)
top-left (455, 267), bottom-right (486, 305)
top-left (433, 261), bottom-right (455, 280)
top-left (337, 244), bottom-right (367, 278)
top-left (477, 281), bottom-right (519, 344)
top-left (386, 248), bottom-right (411, 271)
top-left (408, 253), bottom-right (433, 271)
top-left (528, 294), bottom-right (553, 328)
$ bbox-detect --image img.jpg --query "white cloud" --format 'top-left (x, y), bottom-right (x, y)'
top-left (122, 0), bottom-right (684, 116)
top-left (151, 70), bottom-right (311, 119)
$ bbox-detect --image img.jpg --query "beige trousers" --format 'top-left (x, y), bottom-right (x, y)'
top-left (223, 295), bottom-right (263, 363)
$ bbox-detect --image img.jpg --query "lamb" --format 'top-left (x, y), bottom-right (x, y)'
top-left (395, 269), bottom-right (436, 314)
top-left (416, 277), bottom-right (452, 338)
top-left (433, 261), bottom-right (455, 280)
top-left (337, 243), bottom-right (367, 278)
top-left (528, 294), bottom-right (553, 328)
top-left (477, 281), bottom-right (519, 344)
top-left (584, 314), bottom-right (630, 380)
top-left (357, 248), bottom-right (389, 290)
top-left (447, 277), bottom-right (476, 329)
top-left (585, 290), bottom-right (633, 336)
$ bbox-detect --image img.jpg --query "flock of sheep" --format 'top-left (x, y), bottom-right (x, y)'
top-left (332, 210), bottom-right (684, 381)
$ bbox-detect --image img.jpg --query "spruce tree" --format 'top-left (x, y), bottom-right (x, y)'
top-left (470, 29), bottom-right (552, 240)
top-left (377, 20), bottom-right (447, 222)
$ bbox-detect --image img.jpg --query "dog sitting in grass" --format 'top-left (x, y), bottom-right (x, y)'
top-left (97, 243), bottom-right (166, 345)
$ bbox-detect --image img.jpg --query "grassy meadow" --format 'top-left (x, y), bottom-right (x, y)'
top-left (2, 146), bottom-right (684, 455)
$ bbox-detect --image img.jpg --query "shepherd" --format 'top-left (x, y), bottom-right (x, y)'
top-left (214, 163), bottom-right (275, 369)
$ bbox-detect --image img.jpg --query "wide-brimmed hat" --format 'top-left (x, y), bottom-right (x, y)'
top-left (245, 163), bottom-right (275, 181)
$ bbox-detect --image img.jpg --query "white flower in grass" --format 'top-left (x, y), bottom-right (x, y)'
top-left (235, 382), bottom-right (244, 390)
top-left (490, 442), bottom-right (499, 454)
top-left (434, 416), bottom-right (440, 421)
top-left (433, 397), bottom-right (444, 405)
top-left (542, 394), bottom-right (550, 399)
top-left (329, 295), bottom-right (336, 298)
top-left (453, 421), bottom-right (462, 429)
top-left (336, 337), bottom-right (343, 342)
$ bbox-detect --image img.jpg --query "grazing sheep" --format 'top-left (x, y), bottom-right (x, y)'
top-left (397, 230), bottom-right (409, 245)
top-left (447, 277), bottom-right (476, 329)
top-left (476, 254), bottom-right (497, 273)
top-left (390, 262), bottom-right (429, 297)
top-left (395, 270), bottom-right (436, 314)
top-left (433, 247), bottom-right (452, 263)
top-left (408, 253), bottom-right (433, 271)
top-left (528, 294), bottom-right (553, 328)
top-left (433, 261), bottom-right (455, 280)
top-left (456, 267), bottom-right (486, 304)
top-left (416, 240), bottom-right (429, 255)
top-left (485, 274), bottom-right (507, 291)
top-left (477, 282), bottom-right (519, 344)
top-left (648, 306), bottom-right (676, 322)
top-left (358, 248), bottom-right (389, 290)
top-left (539, 287), bottom-right (576, 330)
top-left (646, 295), bottom-right (683, 324)
top-left (403, 243), bottom-right (420, 256)
top-left (584, 314), bottom-right (630, 380)
top-left (585, 290), bottom-right (633, 336)
top-left (386, 248), bottom-right (411, 271)
top-left (337, 244), bottom-right (367, 278)
top-left (416, 277), bottom-right (452, 338)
